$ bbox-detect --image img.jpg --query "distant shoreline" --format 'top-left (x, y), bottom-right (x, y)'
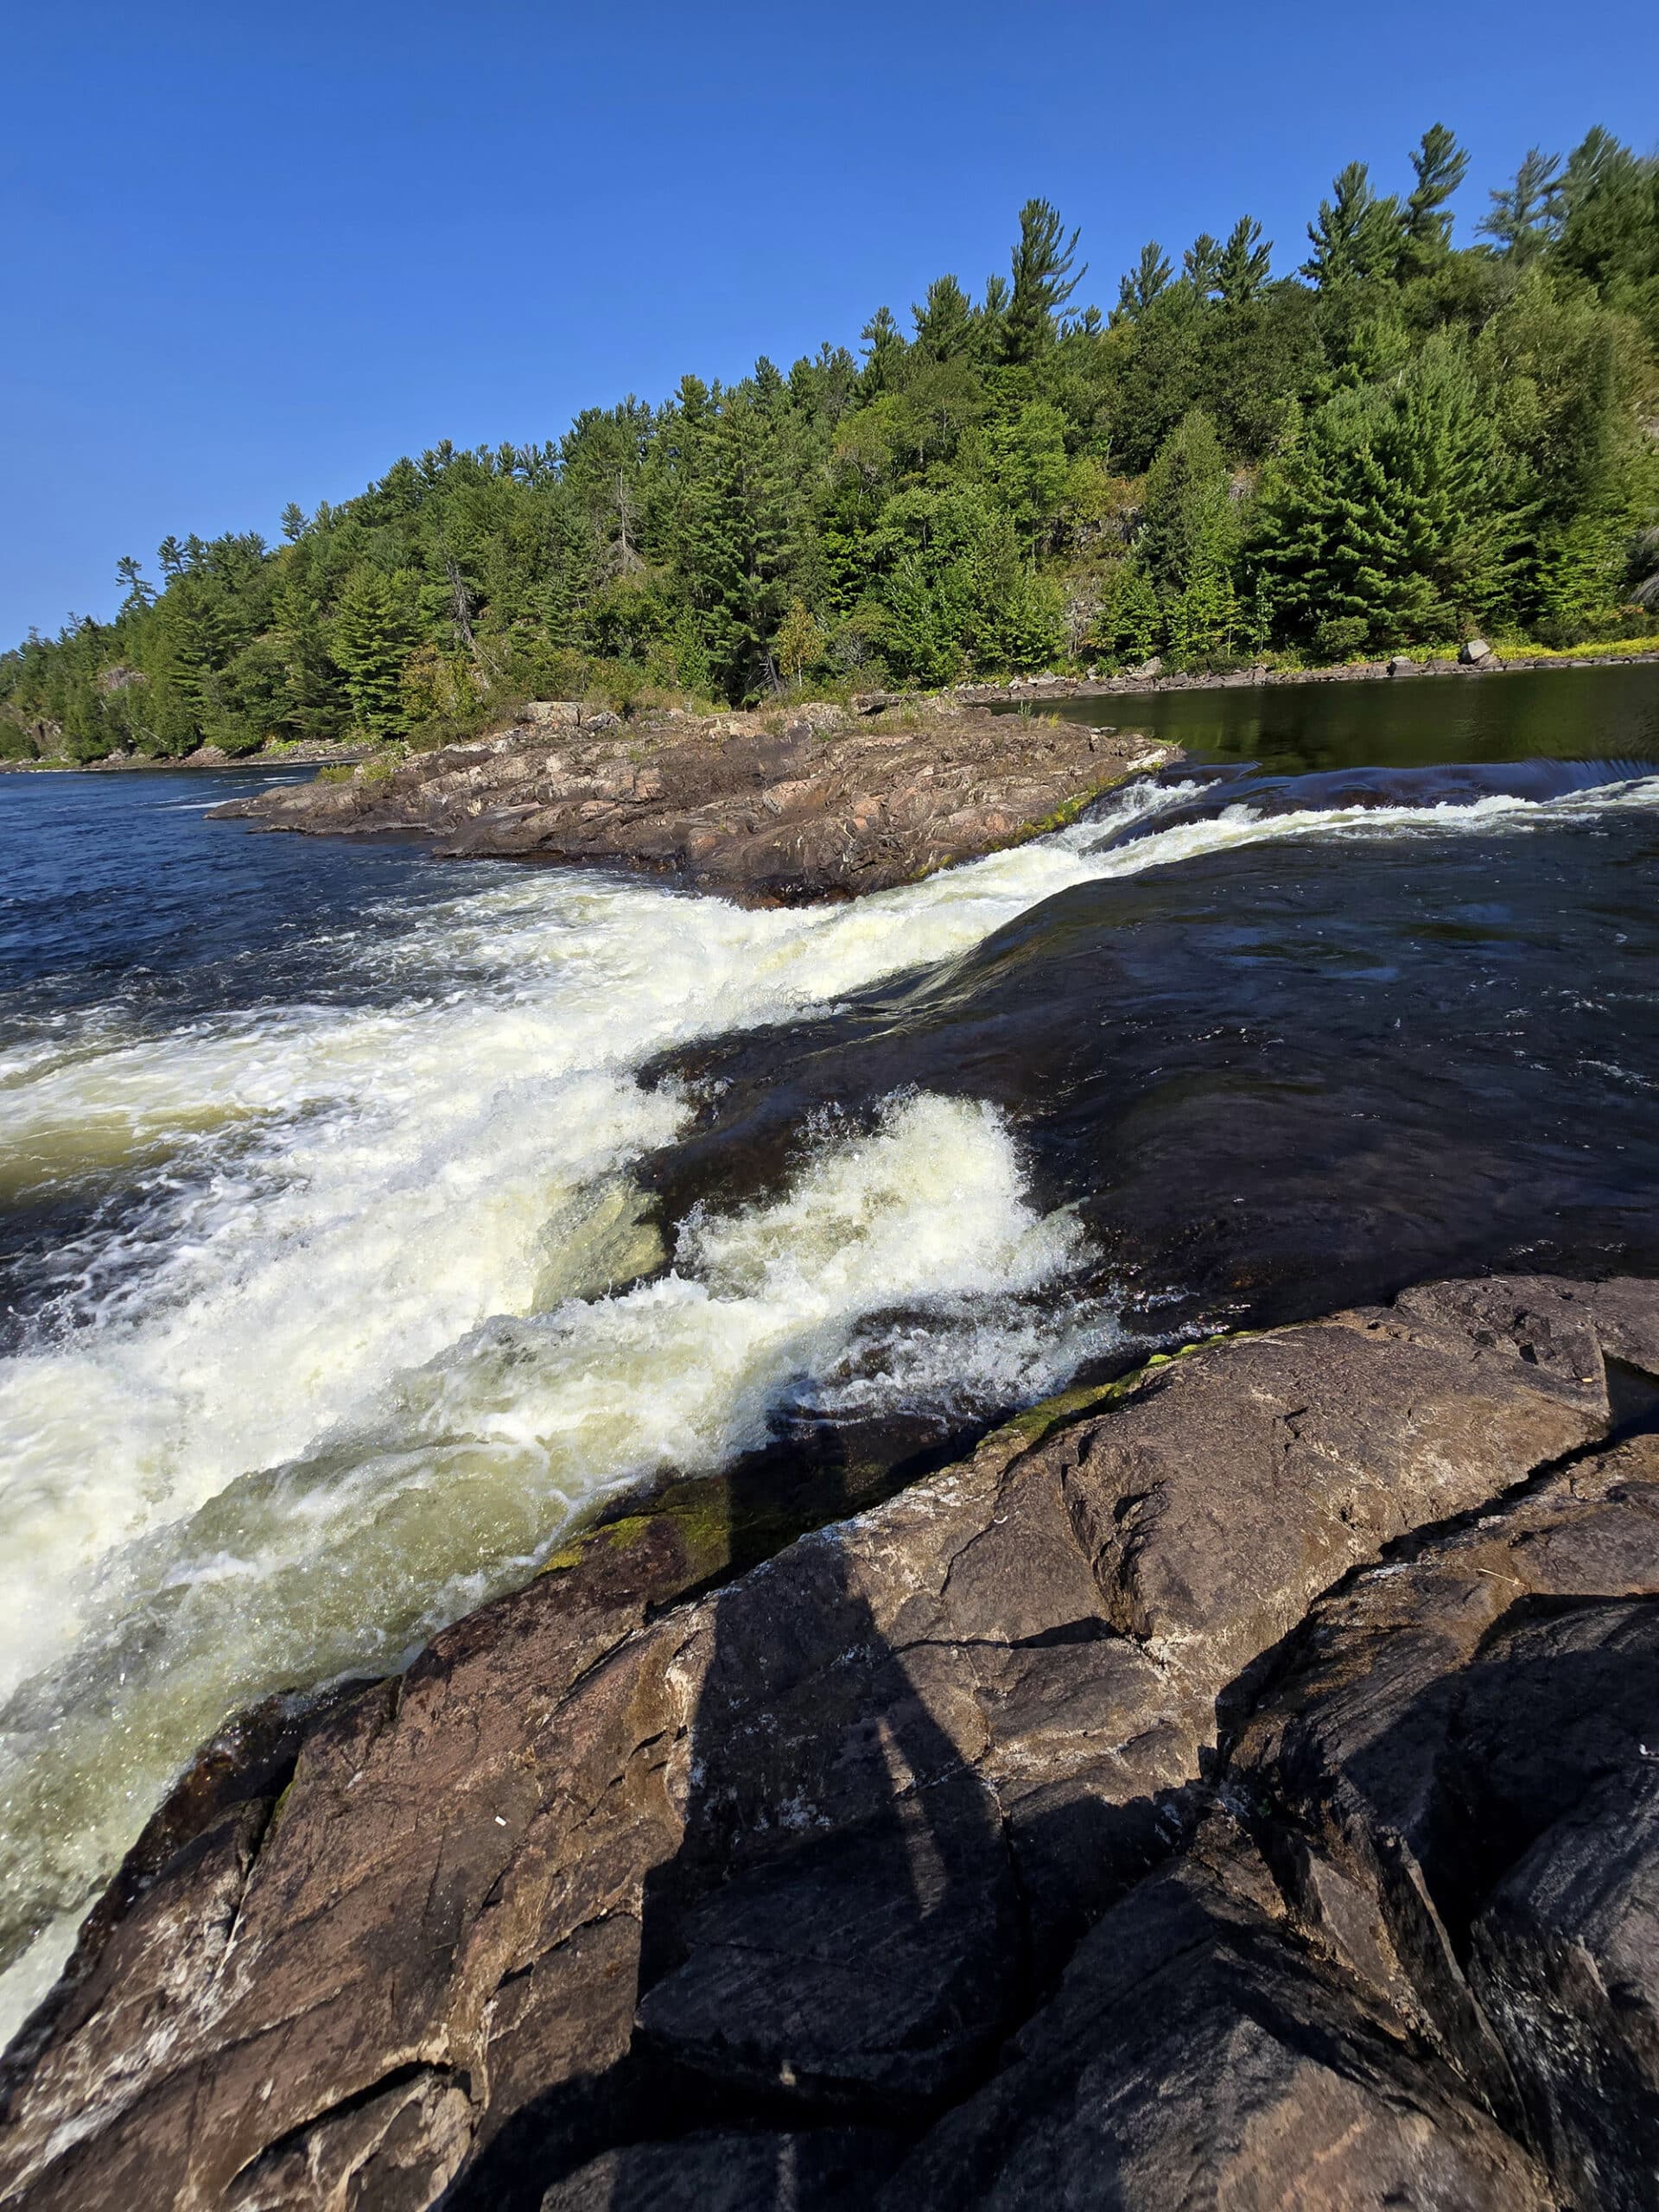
top-left (6, 649), bottom-right (1659, 775)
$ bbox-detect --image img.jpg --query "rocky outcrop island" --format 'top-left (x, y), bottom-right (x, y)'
top-left (207, 698), bottom-right (1178, 904)
top-left (6, 1274), bottom-right (1659, 2209)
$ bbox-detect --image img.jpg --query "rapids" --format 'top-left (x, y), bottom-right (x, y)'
top-left (2, 664), bottom-right (1658, 2043)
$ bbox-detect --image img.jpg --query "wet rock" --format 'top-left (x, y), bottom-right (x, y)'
top-left (542, 2127), bottom-right (898, 2211)
top-left (207, 702), bottom-right (1175, 906)
top-left (881, 1815), bottom-right (1554, 2209)
top-left (2, 1277), bottom-right (1656, 2210)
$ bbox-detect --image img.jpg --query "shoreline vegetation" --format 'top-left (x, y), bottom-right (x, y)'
top-left (5, 644), bottom-right (1657, 777)
top-left (4, 123), bottom-right (1656, 769)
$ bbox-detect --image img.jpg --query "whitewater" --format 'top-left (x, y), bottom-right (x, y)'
top-left (2, 764), bottom-right (1656, 2042)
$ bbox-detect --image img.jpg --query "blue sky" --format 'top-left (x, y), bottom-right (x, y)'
top-left (4, 0), bottom-right (1656, 641)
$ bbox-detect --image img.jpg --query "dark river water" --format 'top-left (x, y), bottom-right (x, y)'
top-left (1, 664), bottom-right (1657, 2037)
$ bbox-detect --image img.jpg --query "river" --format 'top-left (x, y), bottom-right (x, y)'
top-left (2, 664), bottom-right (1658, 2043)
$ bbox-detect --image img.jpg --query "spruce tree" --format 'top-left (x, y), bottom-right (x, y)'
top-left (1110, 556), bottom-right (1164, 664)
top-left (330, 568), bottom-right (419, 738)
top-left (1251, 335), bottom-right (1508, 652)
top-left (858, 307), bottom-right (906, 393)
top-left (1141, 413), bottom-right (1238, 595)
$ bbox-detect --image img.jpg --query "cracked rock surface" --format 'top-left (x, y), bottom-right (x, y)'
top-left (3, 1276), bottom-right (1658, 2209)
top-left (206, 700), bottom-right (1174, 904)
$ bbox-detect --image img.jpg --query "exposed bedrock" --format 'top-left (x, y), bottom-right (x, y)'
top-left (3, 1276), bottom-right (1658, 2209)
top-left (205, 701), bottom-right (1175, 903)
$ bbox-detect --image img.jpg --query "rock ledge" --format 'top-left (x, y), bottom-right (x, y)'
top-left (207, 700), bottom-right (1175, 904)
top-left (4, 1274), bottom-right (1659, 2209)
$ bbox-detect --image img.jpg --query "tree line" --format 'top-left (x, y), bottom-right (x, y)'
top-left (4, 124), bottom-right (1657, 759)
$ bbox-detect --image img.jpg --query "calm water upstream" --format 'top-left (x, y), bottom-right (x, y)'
top-left (2, 664), bottom-right (1658, 2041)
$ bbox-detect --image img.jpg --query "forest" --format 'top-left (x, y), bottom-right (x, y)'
top-left (4, 124), bottom-right (1658, 759)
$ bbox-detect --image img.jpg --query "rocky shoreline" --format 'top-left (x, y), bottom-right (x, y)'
top-left (207, 700), bottom-right (1178, 905)
top-left (4, 1274), bottom-right (1659, 2209)
top-left (937, 640), bottom-right (1659, 705)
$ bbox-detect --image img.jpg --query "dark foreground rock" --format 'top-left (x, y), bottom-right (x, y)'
top-left (206, 700), bottom-right (1175, 903)
top-left (3, 1276), bottom-right (1659, 2209)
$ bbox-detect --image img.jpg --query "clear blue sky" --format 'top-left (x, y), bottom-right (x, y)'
top-left (5, 0), bottom-right (1656, 642)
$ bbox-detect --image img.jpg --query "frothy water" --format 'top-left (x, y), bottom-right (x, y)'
top-left (3, 756), bottom-right (1657, 2043)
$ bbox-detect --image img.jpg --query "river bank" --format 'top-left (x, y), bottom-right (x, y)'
top-left (9, 644), bottom-right (1656, 781)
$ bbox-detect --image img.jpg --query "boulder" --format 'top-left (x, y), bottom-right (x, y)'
top-left (1388, 653), bottom-right (1420, 676)
top-left (1459, 636), bottom-right (1494, 665)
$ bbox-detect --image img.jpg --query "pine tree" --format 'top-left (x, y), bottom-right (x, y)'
top-left (912, 276), bottom-right (976, 363)
top-left (115, 556), bottom-right (154, 613)
top-left (1401, 124), bottom-right (1470, 274)
top-left (1004, 199), bottom-right (1086, 363)
top-left (1217, 218), bottom-right (1273, 306)
top-left (1302, 162), bottom-right (1402, 287)
top-left (1182, 234), bottom-right (1224, 296)
top-left (1116, 242), bottom-right (1173, 319)
top-left (1478, 149), bottom-right (1563, 262)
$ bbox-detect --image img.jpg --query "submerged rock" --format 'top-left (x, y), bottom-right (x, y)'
top-left (205, 702), bottom-right (1176, 905)
top-left (3, 1276), bottom-right (1658, 2209)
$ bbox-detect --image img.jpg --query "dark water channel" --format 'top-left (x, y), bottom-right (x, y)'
top-left (652, 664), bottom-right (1659, 1355)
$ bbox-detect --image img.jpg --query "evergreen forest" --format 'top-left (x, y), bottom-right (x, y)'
top-left (5, 124), bottom-right (1659, 760)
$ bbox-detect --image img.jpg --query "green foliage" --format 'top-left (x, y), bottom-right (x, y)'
top-left (1478, 149), bottom-right (1564, 264)
top-left (1301, 162), bottom-right (1402, 288)
top-left (331, 567), bottom-right (421, 737)
top-left (1217, 218), bottom-right (1273, 307)
top-left (1116, 243), bottom-right (1173, 320)
top-left (5, 129), bottom-right (1656, 758)
top-left (1100, 556), bottom-right (1162, 664)
top-left (1249, 332), bottom-right (1511, 650)
top-left (1401, 124), bottom-right (1470, 276)
top-left (1004, 200), bottom-right (1085, 364)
